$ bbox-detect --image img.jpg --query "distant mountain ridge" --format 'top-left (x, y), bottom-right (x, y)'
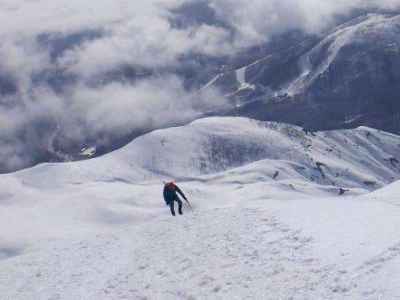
top-left (205, 13), bottom-right (400, 133)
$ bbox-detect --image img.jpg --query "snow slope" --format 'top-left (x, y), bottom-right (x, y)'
top-left (1, 117), bottom-right (400, 299)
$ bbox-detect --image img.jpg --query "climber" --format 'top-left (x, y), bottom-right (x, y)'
top-left (163, 181), bottom-right (189, 216)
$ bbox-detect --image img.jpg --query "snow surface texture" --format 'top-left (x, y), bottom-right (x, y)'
top-left (1, 117), bottom-right (400, 299)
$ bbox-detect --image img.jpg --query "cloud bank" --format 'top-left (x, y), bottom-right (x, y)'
top-left (0, 0), bottom-right (399, 172)
top-left (208, 0), bottom-right (400, 47)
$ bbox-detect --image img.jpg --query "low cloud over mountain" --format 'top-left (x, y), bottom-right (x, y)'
top-left (0, 0), bottom-right (399, 172)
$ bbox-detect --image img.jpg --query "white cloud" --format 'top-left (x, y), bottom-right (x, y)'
top-left (66, 76), bottom-right (227, 138)
top-left (0, 74), bottom-right (227, 171)
top-left (58, 20), bottom-right (232, 78)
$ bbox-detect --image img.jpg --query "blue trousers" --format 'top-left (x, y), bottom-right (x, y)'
top-left (169, 198), bottom-right (183, 216)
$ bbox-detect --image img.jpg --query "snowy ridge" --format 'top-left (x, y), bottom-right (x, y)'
top-left (2, 117), bottom-right (400, 299)
top-left (9, 117), bottom-right (400, 189)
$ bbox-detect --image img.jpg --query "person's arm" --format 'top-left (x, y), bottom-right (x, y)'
top-left (175, 185), bottom-right (187, 200)
top-left (163, 186), bottom-right (169, 205)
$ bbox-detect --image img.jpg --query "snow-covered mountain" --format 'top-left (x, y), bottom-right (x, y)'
top-left (3, 2), bottom-right (400, 298)
top-left (2, 117), bottom-right (400, 299)
top-left (206, 13), bottom-right (400, 133)
top-left (9, 117), bottom-right (400, 189)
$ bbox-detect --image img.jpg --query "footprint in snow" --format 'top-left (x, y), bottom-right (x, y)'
top-left (198, 275), bottom-right (214, 287)
top-left (212, 285), bottom-right (222, 293)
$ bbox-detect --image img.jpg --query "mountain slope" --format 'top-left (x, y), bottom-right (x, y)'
top-left (12, 117), bottom-right (400, 189)
top-left (203, 13), bottom-right (400, 134)
top-left (2, 117), bottom-right (400, 299)
top-left (3, 191), bottom-right (400, 300)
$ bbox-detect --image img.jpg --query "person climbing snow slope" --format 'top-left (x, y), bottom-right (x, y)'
top-left (163, 181), bottom-right (188, 216)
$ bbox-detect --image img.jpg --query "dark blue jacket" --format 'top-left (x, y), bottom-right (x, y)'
top-left (163, 183), bottom-right (187, 205)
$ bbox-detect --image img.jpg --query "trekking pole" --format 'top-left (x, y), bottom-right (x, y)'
top-left (184, 198), bottom-right (193, 211)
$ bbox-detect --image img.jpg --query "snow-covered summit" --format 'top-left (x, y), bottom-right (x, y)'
top-left (11, 117), bottom-right (400, 190)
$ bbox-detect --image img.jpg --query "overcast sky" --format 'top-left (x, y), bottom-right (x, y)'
top-left (0, 0), bottom-right (399, 171)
